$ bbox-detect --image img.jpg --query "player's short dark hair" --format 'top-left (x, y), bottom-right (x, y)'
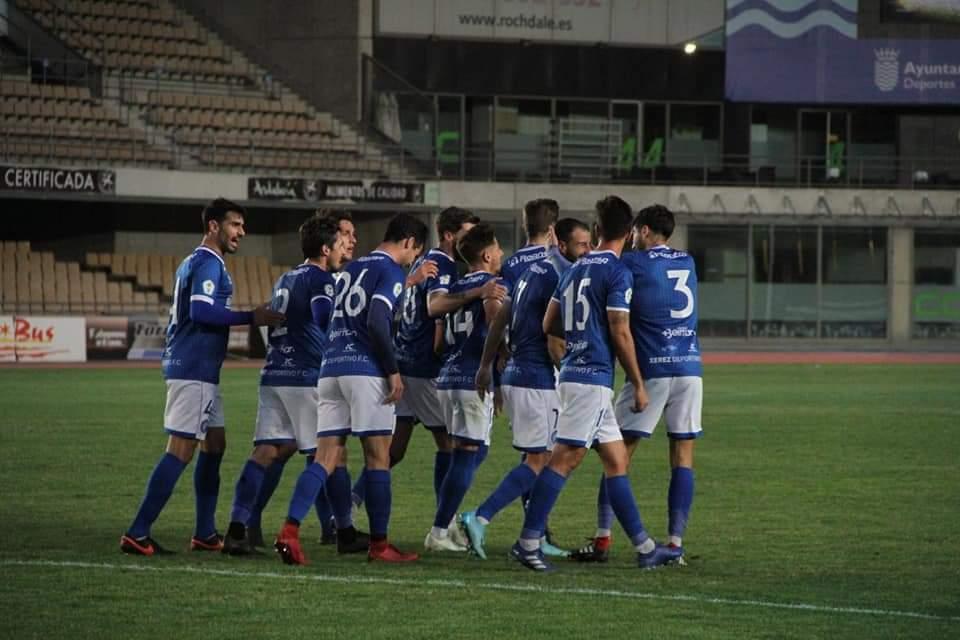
top-left (523, 198), bottom-right (559, 238)
top-left (457, 223), bottom-right (497, 266)
top-left (595, 196), bottom-right (633, 241)
top-left (634, 204), bottom-right (675, 240)
top-left (201, 198), bottom-right (245, 232)
top-left (315, 208), bottom-right (353, 227)
top-left (299, 214), bottom-right (340, 260)
top-left (383, 213), bottom-right (428, 248)
top-left (437, 206), bottom-right (479, 238)
top-left (555, 217), bottom-right (589, 244)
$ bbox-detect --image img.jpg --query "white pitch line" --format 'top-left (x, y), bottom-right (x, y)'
top-left (3, 559), bottom-right (958, 623)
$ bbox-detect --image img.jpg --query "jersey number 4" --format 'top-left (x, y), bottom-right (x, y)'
top-left (667, 270), bottom-right (694, 319)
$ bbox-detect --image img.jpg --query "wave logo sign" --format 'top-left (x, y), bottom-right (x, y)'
top-left (874, 48), bottom-right (899, 92)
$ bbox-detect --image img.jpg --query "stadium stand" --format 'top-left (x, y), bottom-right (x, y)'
top-left (0, 74), bottom-right (173, 166)
top-left (0, 241), bottom-right (285, 315)
top-left (3, 0), bottom-right (400, 176)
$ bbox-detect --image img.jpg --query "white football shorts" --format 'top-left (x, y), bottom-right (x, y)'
top-left (438, 388), bottom-right (494, 446)
top-left (163, 379), bottom-right (225, 441)
top-left (554, 382), bottom-right (622, 448)
top-left (501, 385), bottom-right (560, 453)
top-left (253, 385), bottom-right (319, 453)
top-left (316, 375), bottom-right (395, 438)
top-left (395, 375), bottom-right (445, 430)
top-left (615, 377), bottom-right (703, 440)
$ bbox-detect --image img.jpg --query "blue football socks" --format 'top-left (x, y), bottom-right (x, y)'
top-left (596, 474), bottom-right (615, 536)
top-left (326, 465), bottom-right (354, 529)
top-left (520, 468), bottom-right (567, 543)
top-left (433, 450), bottom-right (452, 505)
top-left (307, 456), bottom-right (335, 534)
top-left (477, 463), bottom-right (537, 523)
top-left (605, 474), bottom-right (650, 548)
top-left (286, 462), bottom-right (328, 526)
top-left (229, 459), bottom-right (266, 526)
top-left (668, 466), bottom-right (695, 539)
top-left (128, 452), bottom-right (187, 538)
top-left (193, 450), bottom-right (223, 539)
top-left (364, 469), bottom-right (392, 541)
top-left (433, 448), bottom-right (478, 529)
top-left (248, 458), bottom-right (286, 529)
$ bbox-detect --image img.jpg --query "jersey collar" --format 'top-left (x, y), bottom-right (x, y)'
top-left (372, 249), bottom-right (398, 264)
top-left (196, 246), bottom-right (225, 265)
top-left (590, 249), bottom-right (617, 257)
top-left (650, 244), bottom-right (670, 251)
top-left (427, 247), bottom-right (454, 262)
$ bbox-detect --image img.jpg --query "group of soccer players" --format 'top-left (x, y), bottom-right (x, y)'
top-left (121, 193), bottom-right (703, 572)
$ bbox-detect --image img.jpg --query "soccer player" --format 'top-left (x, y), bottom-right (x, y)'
top-left (247, 208), bottom-right (358, 547)
top-left (424, 223), bottom-right (504, 552)
top-left (509, 196), bottom-right (681, 572)
top-left (461, 218), bottom-right (592, 559)
top-left (222, 215), bottom-right (368, 555)
top-left (387, 207), bottom-right (479, 502)
top-left (500, 198), bottom-right (559, 292)
top-left (574, 204), bottom-right (702, 564)
top-left (120, 198), bottom-right (284, 556)
top-left (274, 213), bottom-right (428, 565)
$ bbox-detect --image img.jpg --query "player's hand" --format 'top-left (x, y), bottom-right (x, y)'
top-left (384, 373), bottom-right (404, 405)
top-left (631, 384), bottom-right (650, 413)
top-left (475, 366), bottom-right (492, 400)
top-left (496, 353), bottom-right (508, 374)
top-left (479, 278), bottom-right (507, 302)
top-left (406, 260), bottom-right (438, 287)
top-left (252, 303), bottom-right (285, 327)
top-left (493, 387), bottom-right (504, 417)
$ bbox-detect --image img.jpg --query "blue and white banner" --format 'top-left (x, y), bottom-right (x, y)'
top-left (725, 0), bottom-right (960, 104)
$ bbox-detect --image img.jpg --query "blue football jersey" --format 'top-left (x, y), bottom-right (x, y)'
top-left (394, 248), bottom-right (458, 379)
top-left (552, 250), bottom-right (632, 389)
top-left (260, 264), bottom-right (336, 387)
top-left (501, 244), bottom-right (550, 295)
top-left (622, 247), bottom-right (703, 379)
top-left (162, 247), bottom-right (234, 384)
top-left (320, 250), bottom-right (406, 379)
top-left (436, 272), bottom-right (498, 391)
top-left (502, 249), bottom-right (572, 390)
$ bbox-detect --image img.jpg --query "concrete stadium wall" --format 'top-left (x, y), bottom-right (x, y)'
top-left (178, 0), bottom-right (369, 123)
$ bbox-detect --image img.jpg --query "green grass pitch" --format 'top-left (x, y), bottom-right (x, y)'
top-left (1, 364), bottom-right (958, 639)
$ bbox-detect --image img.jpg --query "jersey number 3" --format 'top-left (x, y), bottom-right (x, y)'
top-left (667, 270), bottom-right (694, 319)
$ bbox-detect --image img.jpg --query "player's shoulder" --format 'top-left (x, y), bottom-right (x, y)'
top-left (425, 247), bottom-right (454, 266)
top-left (646, 246), bottom-right (691, 262)
top-left (190, 246), bottom-right (225, 271)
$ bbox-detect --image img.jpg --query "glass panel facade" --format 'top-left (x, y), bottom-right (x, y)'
top-left (687, 225), bottom-right (748, 337)
top-left (821, 227), bottom-right (887, 338)
top-left (914, 231), bottom-right (960, 339)
top-left (751, 225), bottom-right (817, 337)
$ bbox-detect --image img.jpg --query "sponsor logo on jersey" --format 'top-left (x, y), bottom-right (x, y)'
top-left (662, 327), bottom-right (697, 339)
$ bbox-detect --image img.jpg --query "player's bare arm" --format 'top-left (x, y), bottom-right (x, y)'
top-left (475, 298), bottom-right (511, 399)
top-left (406, 259), bottom-right (438, 287)
top-left (542, 298), bottom-right (563, 340)
top-left (427, 278), bottom-right (506, 318)
top-left (608, 309), bottom-right (648, 412)
top-left (252, 303), bottom-right (285, 327)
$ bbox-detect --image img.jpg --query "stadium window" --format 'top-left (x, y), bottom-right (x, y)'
top-left (913, 231), bottom-right (960, 339)
top-left (820, 227), bottom-right (888, 338)
top-left (492, 98), bottom-right (552, 181)
top-left (667, 103), bottom-right (722, 170)
top-left (687, 225), bottom-right (748, 337)
top-left (751, 225), bottom-right (817, 338)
